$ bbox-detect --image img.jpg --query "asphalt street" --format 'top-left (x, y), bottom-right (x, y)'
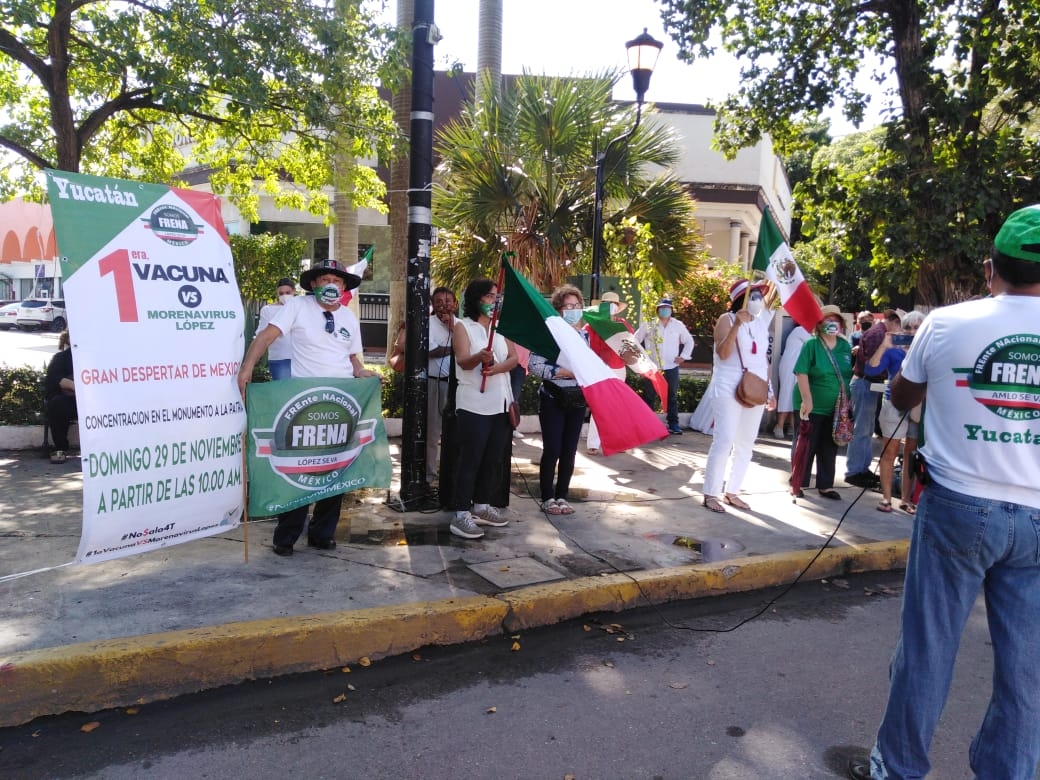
top-left (0, 571), bottom-right (1013, 780)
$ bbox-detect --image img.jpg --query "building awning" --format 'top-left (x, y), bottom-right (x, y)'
top-left (0, 199), bottom-right (57, 263)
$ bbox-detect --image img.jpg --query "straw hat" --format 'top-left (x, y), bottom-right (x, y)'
top-left (599, 291), bottom-right (627, 315)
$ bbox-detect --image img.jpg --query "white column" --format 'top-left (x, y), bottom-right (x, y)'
top-left (729, 221), bottom-right (742, 264)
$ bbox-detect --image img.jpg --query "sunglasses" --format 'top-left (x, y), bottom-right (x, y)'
top-left (323, 310), bottom-right (334, 334)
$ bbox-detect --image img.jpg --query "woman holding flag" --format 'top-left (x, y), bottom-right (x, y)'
top-left (528, 284), bottom-right (589, 515)
top-left (701, 279), bottom-right (775, 513)
top-left (448, 277), bottom-right (517, 540)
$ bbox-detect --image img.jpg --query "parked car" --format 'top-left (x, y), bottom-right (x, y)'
top-left (0, 301), bottom-right (22, 330)
top-left (16, 299), bottom-right (67, 332)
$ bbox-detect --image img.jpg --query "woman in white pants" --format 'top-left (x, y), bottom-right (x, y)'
top-left (702, 279), bottom-right (774, 513)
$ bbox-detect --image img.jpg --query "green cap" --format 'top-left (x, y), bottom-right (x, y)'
top-left (994, 205), bottom-right (1040, 263)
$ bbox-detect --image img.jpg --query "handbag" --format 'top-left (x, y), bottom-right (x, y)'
top-left (820, 342), bottom-right (854, 446)
top-left (831, 389), bottom-right (854, 446)
top-left (542, 380), bottom-right (587, 412)
top-left (508, 400), bottom-right (521, 429)
top-left (734, 333), bottom-right (768, 408)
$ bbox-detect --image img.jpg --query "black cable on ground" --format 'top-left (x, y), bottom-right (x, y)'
top-left (508, 419), bottom-right (908, 634)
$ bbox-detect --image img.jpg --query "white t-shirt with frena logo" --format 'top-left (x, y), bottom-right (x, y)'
top-left (900, 294), bottom-right (1040, 507)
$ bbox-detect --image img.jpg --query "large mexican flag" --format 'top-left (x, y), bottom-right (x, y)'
top-left (46, 170), bottom-right (247, 563)
top-left (751, 210), bottom-right (823, 332)
top-left (496, 260), bottom-right (668, 455)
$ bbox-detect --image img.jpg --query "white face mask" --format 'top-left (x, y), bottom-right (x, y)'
top-left (747, 299), bottom-right (764, 317)
top-left (609, 303), bottom-right (619, 316)
top-left (278, 293), bottom-right (294, 305)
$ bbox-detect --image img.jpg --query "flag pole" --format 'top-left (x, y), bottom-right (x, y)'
top-left (479, 252), bottom-right (512, 392)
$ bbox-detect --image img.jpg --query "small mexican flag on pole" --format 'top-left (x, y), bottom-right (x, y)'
top-left (496, 259), bottom-right (668, 455)
top-left (751, 210), bottom-right (822, 332)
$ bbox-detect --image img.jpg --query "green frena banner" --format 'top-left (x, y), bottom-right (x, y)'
top-left (246, 377), bottom-right (392, 517)
top-left (45, 170), bottom-right (168, 278)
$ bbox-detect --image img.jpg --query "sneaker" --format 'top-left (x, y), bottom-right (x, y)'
top-left (449, 512), bottom-right (485, 539)
top-left (668, 426), bottom-right (683, 435)
top-left (772, 427), bottom-right (787, 439)
top-left (512, 429), bottom-right (524, 439)
top-left (50, 450), bottom-right (67, 464)
top-left (472, 505), bottom-right (508, 527)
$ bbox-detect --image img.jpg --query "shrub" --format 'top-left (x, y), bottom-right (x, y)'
top-left (670, 261), bottom-right (743, 336)
top-left (0, 366), bottom-right (46, 425)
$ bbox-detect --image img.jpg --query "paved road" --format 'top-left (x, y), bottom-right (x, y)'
top-left (0, 571), bottom-right (1020, 780)
top-left (0, 327), bottom-right (59, 371)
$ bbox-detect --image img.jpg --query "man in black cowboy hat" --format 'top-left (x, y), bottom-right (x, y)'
top-left (238, 258), bottom-right (378, 557)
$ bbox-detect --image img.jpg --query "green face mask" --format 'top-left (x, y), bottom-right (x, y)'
top-left (315, 284), bottom-right (340, 305)
top-left (480, 302), bottom-right (495, 317)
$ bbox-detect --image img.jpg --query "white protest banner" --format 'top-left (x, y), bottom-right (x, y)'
top-left (45, 171), bottom-right (247, 563)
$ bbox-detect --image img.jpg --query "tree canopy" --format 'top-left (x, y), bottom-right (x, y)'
top-left (0, 0), bottom-right (408, 219)
top-left (659, 0), bottom-right (1040, 304)
top-left (431, 70), bottom-right (705, 294)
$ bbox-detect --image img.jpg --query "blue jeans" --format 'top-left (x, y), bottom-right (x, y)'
top-left (845, 376), bottom-right (878, 475)
top-left (870, 480), bottom-right (1040, 779)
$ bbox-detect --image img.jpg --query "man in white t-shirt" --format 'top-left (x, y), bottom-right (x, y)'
top-left (238, 259), bottom-right (378, 557)
top-left (426, 286), bottom-right (457, 484)
top-left (855, 205), bottom-right (1040, 780)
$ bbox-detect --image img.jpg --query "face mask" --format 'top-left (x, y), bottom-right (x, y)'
top-left (278, 293), bottom-right (294, 305)
top-left (562, 309), bottom-right (583, 325)
top-left (609, 303), bottom-right (619, 316)
top-left (480, 302), bottom-right (496, 317)
top-left (747, 299), bottom-right (764, 317)
top-left (822, 321), bottom-right (840, 335)
top-left (315, 284), bottom-right (340, 305)
top-left (658, 307), bottom-right (672, 319)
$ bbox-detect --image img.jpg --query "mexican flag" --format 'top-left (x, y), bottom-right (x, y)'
top-left (583, 304), bottom-right (669, 403)
top-left (751, 210), bottom-right (823, 332)
top-left (339, 245), bottom-right (373, 306)
top-left (496, 261), bottom-right (668, 455)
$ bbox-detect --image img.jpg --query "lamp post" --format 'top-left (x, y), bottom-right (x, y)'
top-left (590, 28), bottom-right (662, 302)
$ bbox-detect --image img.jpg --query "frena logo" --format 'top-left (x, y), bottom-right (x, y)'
top-left (955, 334), bottom-right (1040, 421)
top-left (143, 204), bottom-right (203, 246)
top-left (252, 387), bottom-right (378, 489)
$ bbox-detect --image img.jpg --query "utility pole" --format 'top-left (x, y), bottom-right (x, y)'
top-left (399, 0), bottom-right (437, 505)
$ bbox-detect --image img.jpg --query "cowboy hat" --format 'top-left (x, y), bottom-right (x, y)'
top-left (299, 258), bottom-right (362, 292)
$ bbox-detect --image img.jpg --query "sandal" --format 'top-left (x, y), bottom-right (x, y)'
top-left (818, 489), bottom-right (842, 500)
top-left (703, 496), bottom-right (726, 513)
top-left (877, 500), bottom-right (894, 513)
top-left (899, 502), bottom-right (916, 514)
top-left (541, 498), bottom-right (563, 515)
top-left (723, 494), bottom-right (750, 510)
top-left (555, 499), bottom-right (575, 515)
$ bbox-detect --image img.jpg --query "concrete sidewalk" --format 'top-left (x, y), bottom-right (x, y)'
top-left (0, 426), bottom-right (909, 727)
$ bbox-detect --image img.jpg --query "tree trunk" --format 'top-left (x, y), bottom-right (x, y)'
top-left (476, 0), bottom-right (503, 103)
top-left (50, 0), bottom-right (80, 171)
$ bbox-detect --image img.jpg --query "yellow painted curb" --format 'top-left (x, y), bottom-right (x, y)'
top-left (500, 540), bottom-right (909, 632)
top-left (0, 595), bottom-right (508, 728)
top-left (0, 540), bottom-right (907, 727)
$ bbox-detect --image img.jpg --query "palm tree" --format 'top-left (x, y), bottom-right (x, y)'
top-left (432, 71), bottom-right (704, 294)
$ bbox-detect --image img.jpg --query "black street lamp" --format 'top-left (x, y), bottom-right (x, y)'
top-left (590, 28), bottom-right (663, 301)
